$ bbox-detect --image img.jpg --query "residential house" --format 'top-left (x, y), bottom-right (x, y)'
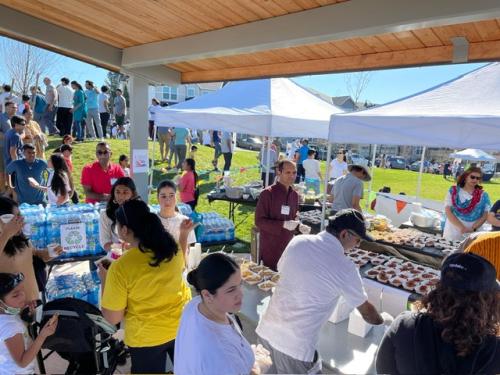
top-left (148, 82), bottom-right (223, 106)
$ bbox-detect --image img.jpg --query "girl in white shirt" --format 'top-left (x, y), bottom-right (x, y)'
top-left (329, 151), bottom-right (348, 180)
top-left (31, 154), bottom-right (73, 206)
top-left (99, 177), bottom-right (138, 251)
top-left (156, 180), bottom-right (196, 260)
top-left (174, 253), bottom-right (256, 375)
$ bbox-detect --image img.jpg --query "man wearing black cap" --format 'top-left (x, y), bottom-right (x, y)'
top-left (376, 253), bottom-right (500, 375)
top-left (256, 209), bottom-right (384, 374)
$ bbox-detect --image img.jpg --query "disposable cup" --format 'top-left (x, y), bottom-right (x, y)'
top-left (0, 214), bottom-right (14, 224)
top-left (47, 243), bottom-right (59, 258)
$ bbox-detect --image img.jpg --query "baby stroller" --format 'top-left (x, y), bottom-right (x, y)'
top-left (33, 298), bottom-right (127, 374)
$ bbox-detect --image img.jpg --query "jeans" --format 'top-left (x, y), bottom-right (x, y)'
top-left (296, 164), bottom-right (306, 183)
top-left (74, 120), bottom-right (83, 140)
top-left (174, 144), bottom-right (187, 169)
top-left (223, 152), bottom-right (233, 171)
top-left (42, 106), bottom-right (58, 134)
top-left (100, 112), bottom-right (110, 138)
top-left (56, 107), bottom-right (72, 136)
top-left (128, 340), bottom-right (175, 374)
top-left (86, 108), bottom-right (102, 138)
top-left (149, 120), bottom-right (155, 139)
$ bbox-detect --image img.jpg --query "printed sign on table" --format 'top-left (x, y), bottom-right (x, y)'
top-left (60, 222), bottom-right (87, 253)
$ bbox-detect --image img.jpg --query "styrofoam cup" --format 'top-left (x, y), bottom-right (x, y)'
top-left (47, 243), bottom-right (59, 258)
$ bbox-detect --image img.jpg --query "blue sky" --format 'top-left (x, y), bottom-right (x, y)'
top-left (0, 37), bottom-right (487, 105)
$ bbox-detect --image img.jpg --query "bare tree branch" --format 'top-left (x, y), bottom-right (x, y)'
top-left (0, 37), bottom-right (62, 95)
top-left (344, 72), bottom-right (374, 108)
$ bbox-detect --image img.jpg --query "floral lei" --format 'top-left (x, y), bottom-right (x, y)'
top-left (450, 186), bottom-right (483, 214)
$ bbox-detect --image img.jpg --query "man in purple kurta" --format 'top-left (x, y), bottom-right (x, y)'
top-left (256, 160), bottom-right (300, 270)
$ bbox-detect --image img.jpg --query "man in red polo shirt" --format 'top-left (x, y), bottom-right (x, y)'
top-left (81, 142), bottom-right (125, 203)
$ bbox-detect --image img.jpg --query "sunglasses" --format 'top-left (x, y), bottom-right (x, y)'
top-left (469, 175), bottom-right (481, 180)
top-left (97, 150), bottom-right (109, 155)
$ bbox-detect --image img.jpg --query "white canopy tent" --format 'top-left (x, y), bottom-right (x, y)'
top-left (155, 77), bottom-right (344, 138)
top-left (326, 62), bottom-right (500, 228)
top-left (449, 148), bottom-right (497, 161)
top-left (329, 62), bottom-right (500, 149)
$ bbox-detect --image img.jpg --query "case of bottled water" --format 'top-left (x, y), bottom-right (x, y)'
top-left (46, 272), bottom-right (100, 307)
top-left (19, 204), bottom-right (47, 250)
top-left (149, 203), bottom-right (192, 216)
top-left (46, 205), bottom-right (104, 258)
top-left (195, 212), bottom-right (235, 244)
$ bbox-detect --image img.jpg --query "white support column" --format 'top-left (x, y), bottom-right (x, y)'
top-left (366, 144), bottom-right (378, 210)
top-left (416, 146), bottom-right (427, 201)
top-left (129, 75), bottom-right (150, 201)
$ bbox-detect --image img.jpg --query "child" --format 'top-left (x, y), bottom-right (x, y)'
top-left (62, 134), bottom-right (74, 146)
top-left (59, 144), bottom-right (73, 173)
top-left (0, 273), bottom-right (58, 374)
top-left (118, 154), bottom-right (130, 177)
top-left (189, 145), bottom-right (198, 161)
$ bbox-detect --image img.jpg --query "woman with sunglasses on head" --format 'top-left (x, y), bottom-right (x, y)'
top-left (156, 180), bottom-right (196, 260)
top-left (175, 253), bottom-right (264, 375)
top-left (99, 199), bottom-right (194, 374)
top-left (0, 273), bottom-right (59, 375)
top-left (443, 167), bottom-right (491, 241)
top-left (0, 197), bottom-right (63, 304)
top-left (99, 177), bottom-right (138, 252)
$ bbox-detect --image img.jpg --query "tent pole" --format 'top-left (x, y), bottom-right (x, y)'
top-left (365, 144), bottom-right (377, 211)
top-left (320, 143), bottom-right (332, 231)
top-left (150, 125), bottom-right (157, 189)
top-left (416, 146), bottom-right (427, 201)
top-left (265, 137), bottom-right (272, 187)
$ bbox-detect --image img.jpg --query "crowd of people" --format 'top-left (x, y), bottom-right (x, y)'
top-left (0, 82), bottom-right (498, 374)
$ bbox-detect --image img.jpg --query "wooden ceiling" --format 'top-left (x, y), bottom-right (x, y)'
top-left (0, 0), bottom-right (347, 48)
top-left (1, 0), bottom-right (499, 83)
top-left (170, 19), bottom-right (500, 82)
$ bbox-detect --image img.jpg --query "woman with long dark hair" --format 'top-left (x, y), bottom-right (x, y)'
top-left (156, 180), bottom-right (196, 259)
top-left (30, 154), bottom-right (74, 206)
top-left (174, 253), bottom-right (256, 375)
top-left (99, 199), bottom-right (195, 374)
top-left (99, 177), bottom-right (137, 252)
top-left (443, 167), bottom-right (491, 240)
top-left (0, 197), bottom-right (62, 303)
top-left (178, 158), bottom-right (198, 210)
top-left (376, 253), bottom-right (500, 374)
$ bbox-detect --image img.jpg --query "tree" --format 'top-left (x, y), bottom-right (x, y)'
top-left (0, 37), bottom-right (61, 94)
top-left (344, 72), bottom-right (374, 109)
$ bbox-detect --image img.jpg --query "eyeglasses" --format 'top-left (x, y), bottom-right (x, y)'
top-left (161, 193), bottom-right (176, 200)
top-left (347, 230), bottom-right (362, 245)
top-left (469, 175), bottom-right (481, 180)
top-left (96, 150), bottom-right (109, 155)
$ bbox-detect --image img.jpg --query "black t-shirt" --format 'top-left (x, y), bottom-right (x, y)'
top-left (490, 200), bottom-right (500, 231)
top-left (376, 312), bottom-right (500, 375)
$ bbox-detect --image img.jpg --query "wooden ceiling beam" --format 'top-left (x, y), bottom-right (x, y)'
top-left (178, 40), bottom-right (500, 83)
top-left (122, 0), bottom-right (500, 68)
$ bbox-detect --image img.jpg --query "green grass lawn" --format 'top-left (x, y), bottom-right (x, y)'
top-left (47, 137), bottom-right (500, 245)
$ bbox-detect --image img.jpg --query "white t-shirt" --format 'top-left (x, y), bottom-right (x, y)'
top-left (98, 93), bottom-right (109, 113)
top-left (148, 104), bottom-right (160, 122)
top-left (220, 132), bottom-right (234, 153)
top-left (443, 189), bottom-right (490, 241)
top-left (256, 231), bottom-right (367, 362)
top-left (158, 212), bottom-right (196, 244)
top-left (330, 159), bottom-right (348, 179)
top-left (56, 85), bottom-right (74, 108)
top-left (303, 158), bottom-right (321, 180)
top-left (202, 131), bottom-right (211, 145)
top-left (99, 209), bottom-right (120, 247)
top-left (174, 296), bottom-right (254, 375)
top-left (47, 171), bottom-right (71, 206)
top-left (0, 314), bottom-right (35, 375)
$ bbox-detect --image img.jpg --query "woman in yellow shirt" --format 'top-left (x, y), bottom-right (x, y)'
top-left (22, 109), bottom-right (46, 159)
top-left (99, 199), bottom-right (195, 374)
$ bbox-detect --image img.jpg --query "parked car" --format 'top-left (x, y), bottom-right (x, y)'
top-left (408, 160), bottom-right (432, 172)
top-left (349, 153), bottom-right (369, 166)
top-left (236, 136), bottom-right (263, 150)
top-left (387, 156), bottom-right (407, 169)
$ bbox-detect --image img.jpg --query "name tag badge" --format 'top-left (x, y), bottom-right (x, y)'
top-left (281, 205), bottom-right (290, 216)
top-left (110, 178), bottom-right (117, 186)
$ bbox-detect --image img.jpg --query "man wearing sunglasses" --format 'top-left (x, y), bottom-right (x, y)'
top-left (256, 209), bottom-right (384, 374)
top-left (81, 142), bottom-right (125, 203)
top-left (331, 164), bottom-right (371, 214)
